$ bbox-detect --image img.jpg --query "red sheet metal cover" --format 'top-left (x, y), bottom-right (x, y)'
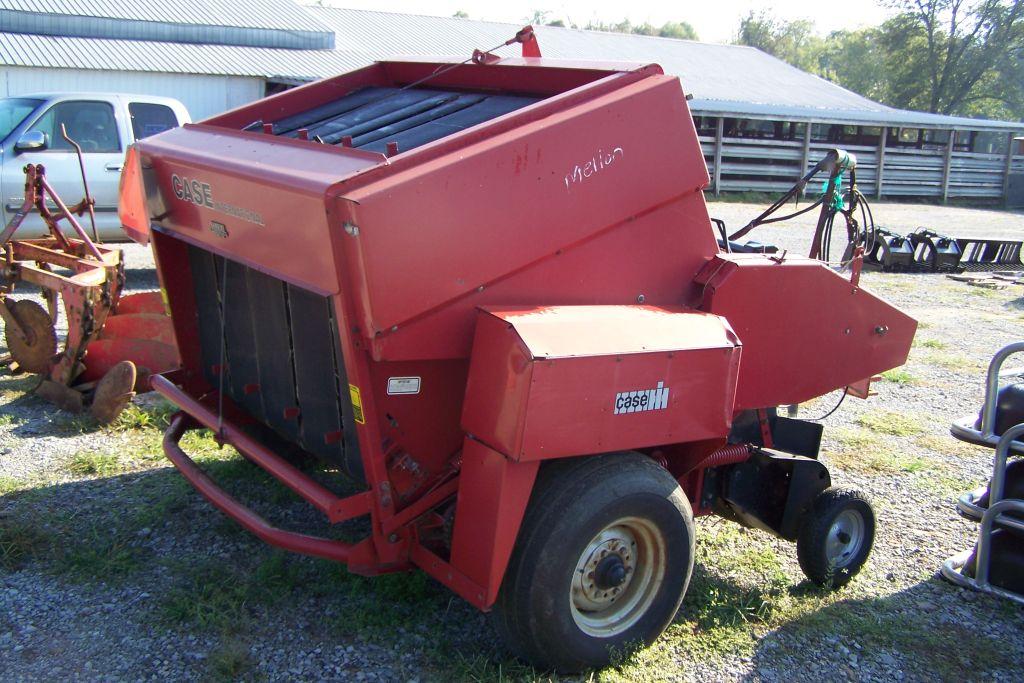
top-left (696, 253), bottom-right (917, 410)
top-left (338, 74), bottom-right (709, 337)
top-left (462, 305), bottom-right (741, 460)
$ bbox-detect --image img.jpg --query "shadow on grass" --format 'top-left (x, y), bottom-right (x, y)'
top-left (748, 578), bottom-right (1024, 681)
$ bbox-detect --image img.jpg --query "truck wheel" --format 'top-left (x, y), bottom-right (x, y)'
top-left (493, 453), bottom-right (694, 673)
top-left (796, 487), bottom-right (875, 588)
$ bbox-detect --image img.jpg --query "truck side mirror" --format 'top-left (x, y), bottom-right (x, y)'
top-left (14, 131), bottom-right (47, 153)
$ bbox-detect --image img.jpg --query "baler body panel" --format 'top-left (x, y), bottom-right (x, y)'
top-left (696, 254), bottom-right (918, 409)
top-left (462, 306), bottom-right (742, 461)
top-left (133, 53), bottom-right (919, 612)
top-left (337, 75), bottom-right (711, 340)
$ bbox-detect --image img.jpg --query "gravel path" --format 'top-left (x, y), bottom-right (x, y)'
top-left (1, 200), bottom-right (1023, 682)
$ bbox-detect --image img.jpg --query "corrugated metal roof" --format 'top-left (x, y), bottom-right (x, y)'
top-left (0, 31), bottom-right (365, 78)
top-left (0, 0), bottom-right (326, 31)
top-left (0, 3), bottom-right (1019, 132)
top-left (309, 7), bottom-right (1023, 133)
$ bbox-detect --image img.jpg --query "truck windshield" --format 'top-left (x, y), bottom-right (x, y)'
top-left (0, 98), bottom-right (43, 142)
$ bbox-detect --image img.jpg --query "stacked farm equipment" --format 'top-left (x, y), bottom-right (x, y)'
top-left (0, 131), bottom-right (178, 422)
top-left (942, 342), bottom-right (1024, 603)
top-left (118, 28), bottom-right (917, 672)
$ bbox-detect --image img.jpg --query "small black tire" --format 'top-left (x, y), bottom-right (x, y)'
top-left (797, 487), bottom-right (875, 588)
top-left (492, 452), bottom-right (694, 673)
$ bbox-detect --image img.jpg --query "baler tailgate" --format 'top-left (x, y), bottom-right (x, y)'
top-left (185, 242), bottom-right (362, 477)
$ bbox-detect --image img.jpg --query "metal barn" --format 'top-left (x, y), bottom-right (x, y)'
top-left (2, 1), bottom-right (1021, 200)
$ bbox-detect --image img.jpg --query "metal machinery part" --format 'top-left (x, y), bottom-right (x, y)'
top-left (0, 158), bottom-right (178, 422)
top-left (122, 27), bottom-right (918, 672)
top-left (2, 299), bottom-right (57, 374)
top-left (570, 517), bottom-right (666, 638)
top-left (827, 509), bottom-right (867, 569)
top-left (942, 343), bottom-right (1024, 604)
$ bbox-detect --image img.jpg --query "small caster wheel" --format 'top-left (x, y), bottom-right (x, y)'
top-left (797, 487), bottom-right (875, 588)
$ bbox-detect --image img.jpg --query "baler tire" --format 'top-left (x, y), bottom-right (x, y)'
top-left (493, 452), bottom-right (694, 673)
top-left (796, 487), bottom-right (875, 588)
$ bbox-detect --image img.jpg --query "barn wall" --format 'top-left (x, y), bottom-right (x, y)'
top-left (0, 67), bottom-right (264, 120)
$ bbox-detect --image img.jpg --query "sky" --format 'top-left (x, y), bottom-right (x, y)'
top-left (319, 0), bottom-right (896, 43)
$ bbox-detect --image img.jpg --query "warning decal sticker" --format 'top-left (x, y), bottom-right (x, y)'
top-left (349, 384), bottom-right (365, 424)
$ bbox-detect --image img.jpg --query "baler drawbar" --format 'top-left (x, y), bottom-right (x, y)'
top-left (120, 28), bottom-right (917, 672)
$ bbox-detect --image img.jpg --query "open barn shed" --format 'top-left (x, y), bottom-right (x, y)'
top-left (1, 0), bottom-right (1022, 201)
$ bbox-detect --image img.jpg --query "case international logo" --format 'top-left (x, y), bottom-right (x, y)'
top-left (613, 381), bottom-right (670, 415)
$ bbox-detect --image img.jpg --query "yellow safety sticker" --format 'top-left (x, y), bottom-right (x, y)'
top-left (349, 384), bottom-right (365, 424)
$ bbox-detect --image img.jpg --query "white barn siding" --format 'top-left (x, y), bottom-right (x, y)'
top-left (0, 66), bottom-right (264, 119)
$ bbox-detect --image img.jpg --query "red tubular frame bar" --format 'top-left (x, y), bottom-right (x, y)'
top-left (162, 412), bottom-right (359, 562)
top-left (152, 373), bottom-right (373, 524)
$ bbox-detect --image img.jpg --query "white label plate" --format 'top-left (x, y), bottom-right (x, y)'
top-left (387, 376), bottom-right (421, 395)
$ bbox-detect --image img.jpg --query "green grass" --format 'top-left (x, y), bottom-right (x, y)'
top-left (880, 368), bottom-right (920, 385)
top-left (66, 451), bottom-right (126, 477)
top-left (0, 518), bottom-right (48, 570)
top-left (856, 410), bottom-right (926, 437)
top-left (54, 523), bottom-right (143, 580)
top-left (826, 427), bottom-right (930, 474)
top-left (914, 338), bottom-right (947, 350)
top-left (207, 637), bottom-right (256, 681)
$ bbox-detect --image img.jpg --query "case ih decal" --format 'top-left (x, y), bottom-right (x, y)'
top-left (614, 381), bottom-right (670, 414)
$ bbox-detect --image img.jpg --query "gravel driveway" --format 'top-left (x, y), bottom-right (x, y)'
top-left (1, 199), bottom-right (1023, 682)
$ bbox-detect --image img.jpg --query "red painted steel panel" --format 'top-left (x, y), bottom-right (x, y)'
top-left (697, 254), bottom-right (917, 409)
top-left (135, 125), bottom-right (384, 296)
top-left (339, 75), bottom-right (709, 337)
top-left (357, 190), bottom-right (718, 361)
top-left (448, 437), bottom-right (539, 606)
top-left (462, 306), bottom-right (741, 460)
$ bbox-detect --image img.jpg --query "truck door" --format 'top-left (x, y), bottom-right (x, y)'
top-left (2, 100), bottom-right (124, 240)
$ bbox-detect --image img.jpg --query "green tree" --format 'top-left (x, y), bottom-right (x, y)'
top-left (735, 10), bottom-right (824, 71)
top-left (880, 0), bottom-right (1024, 114)
top-left (585, 19), bottom-right (699, 41)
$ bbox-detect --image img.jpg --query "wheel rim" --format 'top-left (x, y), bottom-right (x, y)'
top-left (569, 516), bottom-right (667, 637)
top-left (826, 509), bottom-right (865, 569)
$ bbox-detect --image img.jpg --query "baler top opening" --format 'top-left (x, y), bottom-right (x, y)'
top-left (257, 86), bottom-right (542, 155)
top-left (202, 57), bottom-right (655, 156)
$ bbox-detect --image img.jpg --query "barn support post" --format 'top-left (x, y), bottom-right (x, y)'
top-left (1003, 131), bottom-right (1016, 207)
top-left (713, 117), bottom-right (724, 197)
top-left (800, 123), bottom-right (812, 196)
top-left (941, 130), bottom-right (956, 203)
top-left (876, 129), bottom-right (886, 200)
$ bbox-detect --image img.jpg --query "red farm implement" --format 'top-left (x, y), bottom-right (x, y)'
top-left (1, 153), bottom-right (178, 422)
top-left (121, 28), bottom-right (917, 672)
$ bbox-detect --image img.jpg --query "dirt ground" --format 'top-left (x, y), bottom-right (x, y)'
top-left (1, 199), bottom-right (1023, 682)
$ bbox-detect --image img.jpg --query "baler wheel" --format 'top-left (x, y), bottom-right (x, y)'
top-left (493, 452), bottom-right (694, 673)
top-left (796, 487), bottom-right (875, 588)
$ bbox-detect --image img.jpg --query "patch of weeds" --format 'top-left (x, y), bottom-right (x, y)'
top-left (55, 525), bottom-right (142, 580)
top-left (0, 518), bottom-right (48, 570)
top-left (915, 470), bottom-right (976, 498)
top-left (916, 349), bottom-right (984, 373)
top-left (207, 637), bottom-right (255, 682)
top-left (158, 559), bottom-right (252, 633)
top-left (447, 651), bottom-right (549, 683)
top-left (826, 428), bottom-right (929, 474)
top-left (880, 368), bottom-right (920, 385)
top-left (0, 475), bottom-right (24, 495)
top-left (856, 410), bottom-right (925, 437)
top-left (333, 571), bottom-right (446, 638)
top-left (109, 400), bottom-right (176, 433)
top-left (158, 552), bottom-right (307, 633)
top-left (914, 338), bottom-right (947, 350)
top-left (66, 450), bottom-right (125, 477)
top-left (915, 434), bottom-right (983, 458)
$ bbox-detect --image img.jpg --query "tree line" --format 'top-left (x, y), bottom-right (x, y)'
top-left (464, 1), bottom-right (1022, 122)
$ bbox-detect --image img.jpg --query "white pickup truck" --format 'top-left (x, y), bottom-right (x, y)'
top-left (0, 93), bottom-right (190, 241)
